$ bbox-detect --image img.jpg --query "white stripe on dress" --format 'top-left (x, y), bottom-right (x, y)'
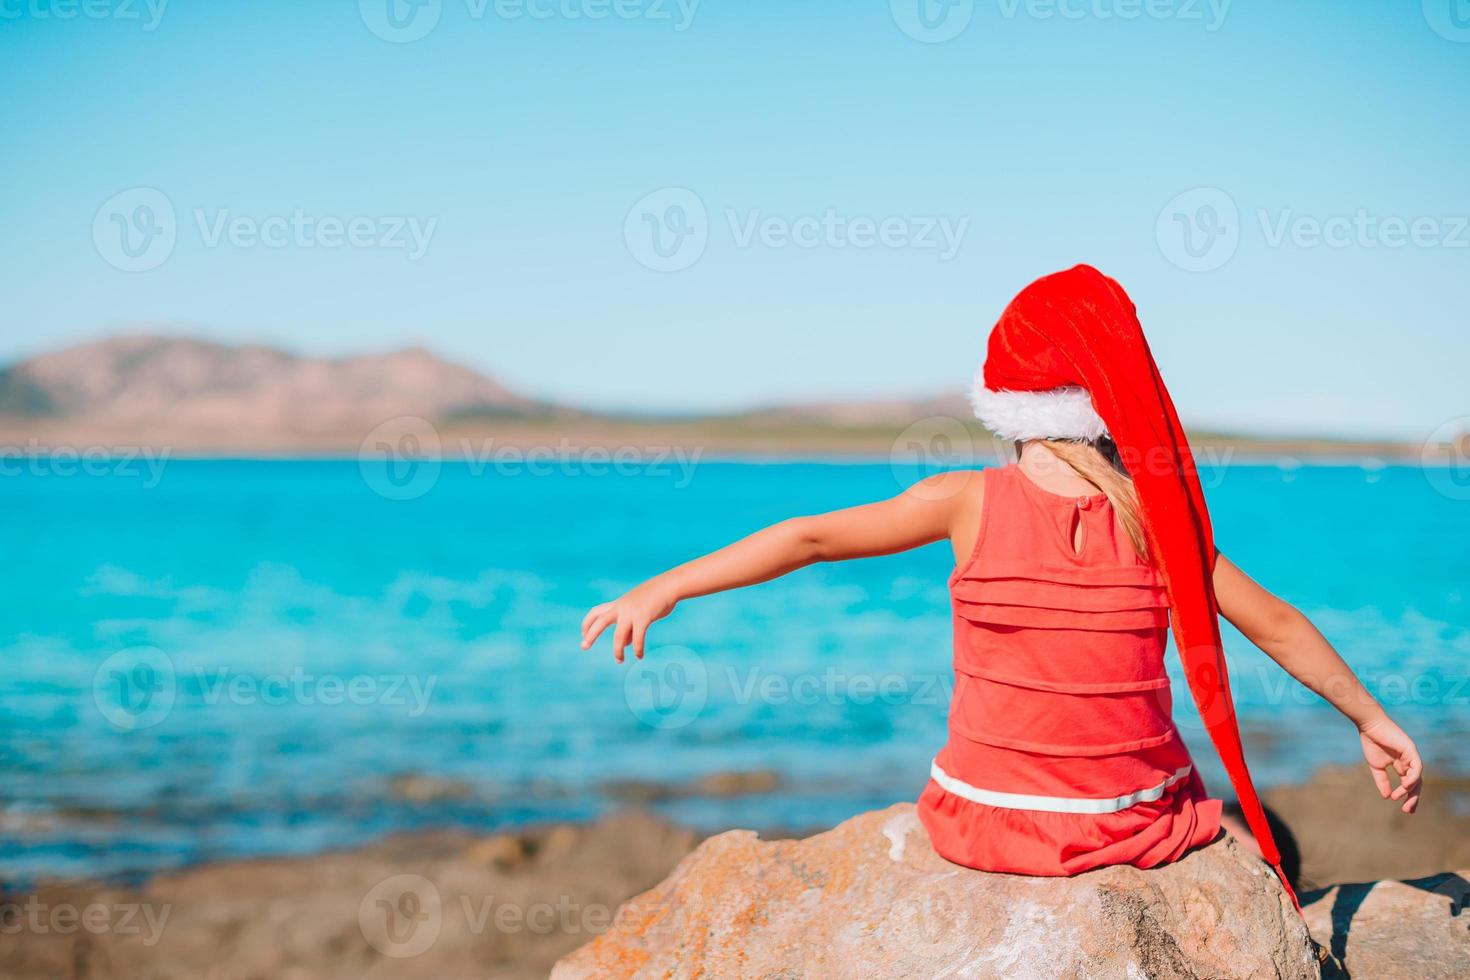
top-left (929, 759), bottom-right (1193, 815)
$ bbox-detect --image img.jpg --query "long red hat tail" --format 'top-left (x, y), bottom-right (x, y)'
top-left (983, 265), bottom-right (1300, 912)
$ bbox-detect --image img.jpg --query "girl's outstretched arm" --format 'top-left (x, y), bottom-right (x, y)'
top-left (1213, 554), bottom-right (1424, 813)
top-left (580, 471), bottom-right (981, 663)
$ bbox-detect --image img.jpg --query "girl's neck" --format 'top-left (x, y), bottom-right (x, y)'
top-left (1016, 442), bottom-right (1099, 497)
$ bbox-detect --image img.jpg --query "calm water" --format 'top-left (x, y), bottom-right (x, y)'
top-left (2, 459), bottom-right (1467, 883)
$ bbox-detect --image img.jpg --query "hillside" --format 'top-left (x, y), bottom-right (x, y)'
top-left (0, 335), bottom-right (551, 447)
top-left (0, 336), bottom-right (1427, 458)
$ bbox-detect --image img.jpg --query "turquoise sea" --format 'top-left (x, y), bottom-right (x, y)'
top-left (2, 459), bottom-right (1467, 884)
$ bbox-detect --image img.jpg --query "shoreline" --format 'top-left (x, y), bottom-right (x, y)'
top-left (0, 415), bottom-right (1444, 463)
top-left (6, 763), bottom-right (1465, 891)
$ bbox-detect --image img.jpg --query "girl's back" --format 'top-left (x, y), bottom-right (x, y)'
top-left (920, 462), bottom-right (1219, 876)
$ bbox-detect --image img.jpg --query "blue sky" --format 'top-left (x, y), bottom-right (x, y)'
top-left (3, 1), bottom-right (1467, 438)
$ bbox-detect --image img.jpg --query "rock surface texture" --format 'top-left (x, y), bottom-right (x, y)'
top-left (1303, 871), bottom-right (1470, 979)
top-left (553, 803), bottom-right (1324, 979)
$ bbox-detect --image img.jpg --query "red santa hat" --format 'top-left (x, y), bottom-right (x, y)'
top-left (973, 264), bottom-right (1300, 911)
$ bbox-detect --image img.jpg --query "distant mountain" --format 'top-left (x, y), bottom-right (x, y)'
top-left (0, 335), bottom-right (542, 436)
top-left (0, 335), bottom-right (1415, 456)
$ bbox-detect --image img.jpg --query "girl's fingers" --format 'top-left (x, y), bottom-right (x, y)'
top-left (1369, 764), bottom-right (1393, 799)
top-left (578, 605), bottom-right (656, 661)
top-left (1400, 775), bottom-right (1422, 812)
top-left (581, 603), bottom-right (609, 635)
top-left (1390, 750), bottom-right (1425, 800)
top-left (582, 610), bottom-right (616, 649)
top-left (580, 606), bottom-right (600, 640)
top-left (1402, 752), bottom-right (1423, 788)
top-left (613, 620), bottom-right (633, 664)
top-left (1398, 755), bottom-right (1424, 811)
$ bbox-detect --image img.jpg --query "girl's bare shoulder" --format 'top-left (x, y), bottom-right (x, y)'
top-left (927, 469), bottom-right (988, 563)
top-left (909, 468), bottom-right (987, 519)
top-left (910, 467), bottom-right (986, 496)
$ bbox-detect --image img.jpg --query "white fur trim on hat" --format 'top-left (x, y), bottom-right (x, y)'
top-left (969, 385), bottom-right (1108, 442)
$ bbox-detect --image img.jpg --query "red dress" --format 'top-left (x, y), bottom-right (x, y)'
top-left (917, 464), bottom-right (1221, 876)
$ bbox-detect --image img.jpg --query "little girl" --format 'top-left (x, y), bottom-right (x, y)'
top-left (581, 264), bottom-right (1422, 908)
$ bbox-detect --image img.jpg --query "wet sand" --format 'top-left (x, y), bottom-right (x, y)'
top-left (1, 810), bottom-right (701, 980)
top-left (1264, 766), bottom-right (1470, 889)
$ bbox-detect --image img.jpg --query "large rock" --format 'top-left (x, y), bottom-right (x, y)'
top-left (553, 803), bottom-right (1322, 979)
top-left (1303, 872), bottom-right (1470, 979)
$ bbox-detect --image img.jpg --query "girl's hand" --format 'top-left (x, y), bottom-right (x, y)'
top-left (580, 584), bottom-right (677, 664)
top-left (1359, 716), bottom-right (1423, 814)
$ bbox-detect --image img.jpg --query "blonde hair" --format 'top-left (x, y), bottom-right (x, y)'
top-left (1034, 439), bottom-right (1150, 561)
